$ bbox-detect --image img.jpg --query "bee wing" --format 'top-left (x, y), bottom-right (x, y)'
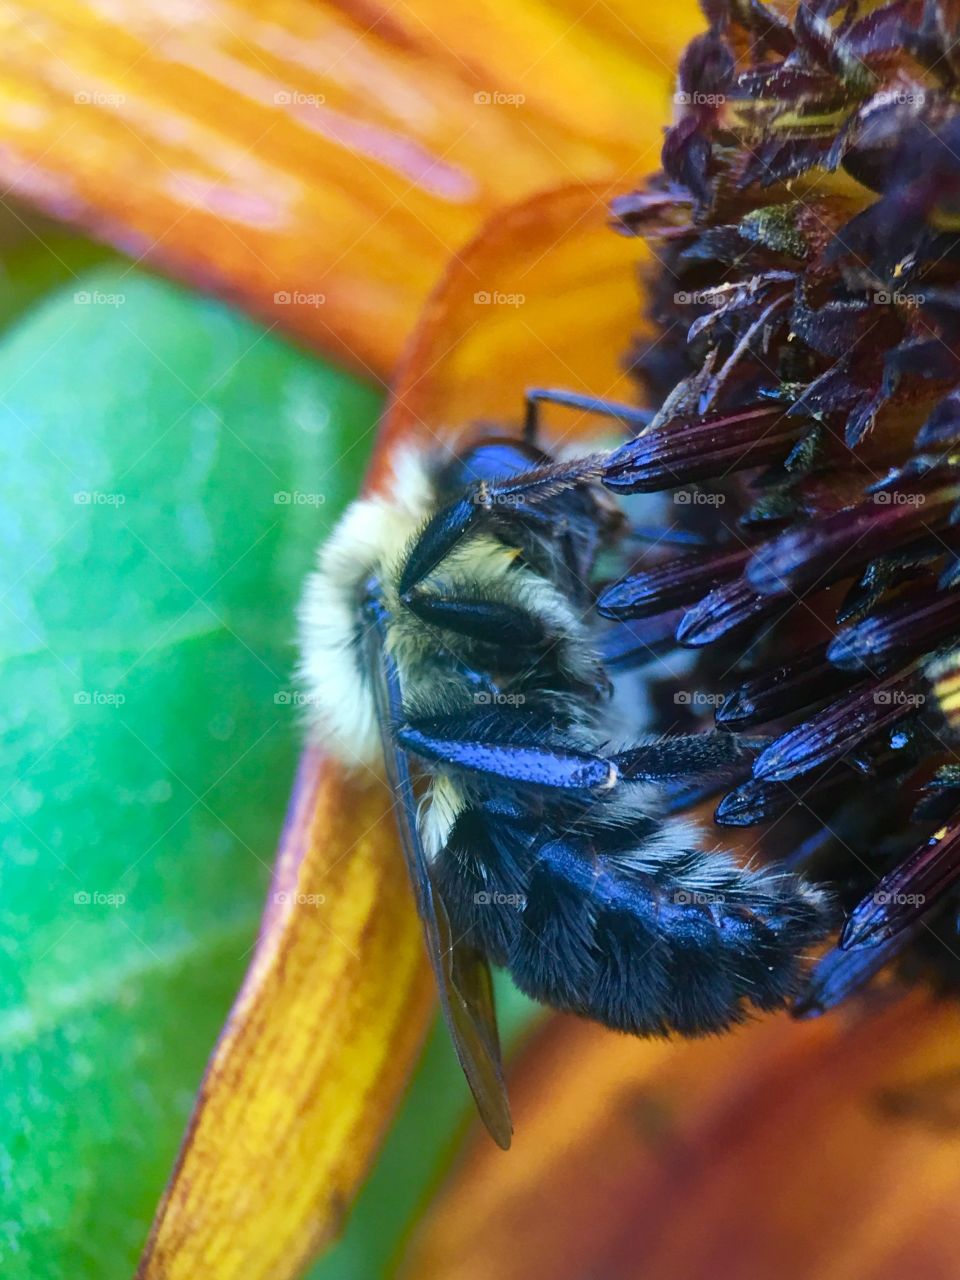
top-left (363, 587), bottom-right (513, 1149)
top-left (412, 855), bottom-right (513, 1150)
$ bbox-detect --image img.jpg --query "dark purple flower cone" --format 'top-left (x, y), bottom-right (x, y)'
top-left (602, 0), bottom-right (960, 1013)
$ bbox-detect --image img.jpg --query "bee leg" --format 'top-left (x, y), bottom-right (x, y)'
top-left (398, 494), bottom-right (481, 597)
top-left (403, 592), bottom-right (549, 648)
top-left (399, 454), bottom-right (611, 596)
top-left (612, 732), bottom-right (762, 780)
top-left (523, 387), bottom-right (653, 444)
top-left (395, 713), bottom-right (618, 793)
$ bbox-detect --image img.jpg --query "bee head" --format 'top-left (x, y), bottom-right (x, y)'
top-left (434, 436), bottom-right (550, 499)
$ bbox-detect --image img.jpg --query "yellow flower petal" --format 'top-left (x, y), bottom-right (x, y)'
top-left (402, 995), bottom-right (960, 1280)
top-left (138, 177), bottom-right (645, 1279)
top-left (0, 0), bottom-right (700, 377)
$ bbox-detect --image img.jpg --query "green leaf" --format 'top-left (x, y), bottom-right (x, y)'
top-left (0, 269), bottom-right (382, 1279)
top-left (0, 219), bottom-right (116, 333)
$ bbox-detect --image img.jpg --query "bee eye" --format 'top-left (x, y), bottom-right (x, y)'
top-left (436, 437), bottom-right (548, 496)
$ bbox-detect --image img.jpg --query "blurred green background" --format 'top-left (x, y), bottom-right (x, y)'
top-left (0, 210), bottom-right (538, 1280)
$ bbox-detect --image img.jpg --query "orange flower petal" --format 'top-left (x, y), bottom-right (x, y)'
top-left (377, 177), bottom-right (651, 466)
top-left (403, 994), bottom-right (960, 1280)
top-left (138, 177), bottom-right (646, 1279)
top-left (0, 0), bottom-right (700, 378)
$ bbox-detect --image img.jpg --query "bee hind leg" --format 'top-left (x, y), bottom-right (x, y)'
top-left (395, 711), bottom-right (618, 794)
top-left (612, 732), bottom-right (763, 781)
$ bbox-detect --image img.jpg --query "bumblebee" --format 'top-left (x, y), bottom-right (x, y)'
top-left (298, 391), bottom-right (827, 1147)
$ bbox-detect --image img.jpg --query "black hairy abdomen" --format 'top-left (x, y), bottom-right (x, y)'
top-left (434, 803), bottom-right (824, 1037)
